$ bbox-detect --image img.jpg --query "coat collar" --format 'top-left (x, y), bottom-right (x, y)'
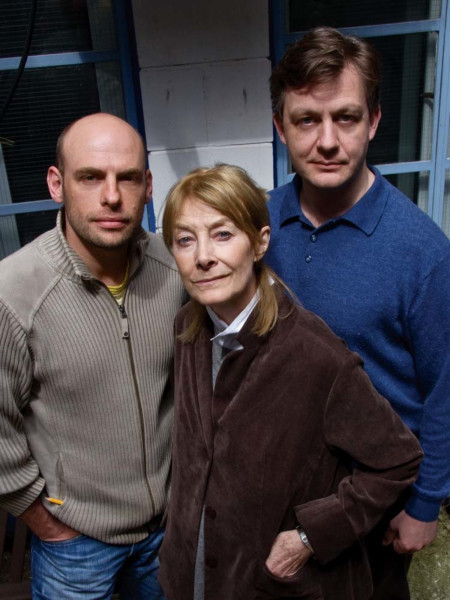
top-left (191, 289), bottom-right (292, 451)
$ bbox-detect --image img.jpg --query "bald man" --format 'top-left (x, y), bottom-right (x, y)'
top-left (0, 114), bottom-right (185, 598)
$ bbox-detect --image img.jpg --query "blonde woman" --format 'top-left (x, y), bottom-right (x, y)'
top-left (158, 164), bottom-right (422, 600)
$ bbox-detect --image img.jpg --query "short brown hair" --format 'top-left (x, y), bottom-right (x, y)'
top-left (163, 164), bottom-right (292, 341)
top-left (270, 26), bottom-right (381, 117)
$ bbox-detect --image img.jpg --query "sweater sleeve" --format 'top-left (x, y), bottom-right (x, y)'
top-left (404, 252), bottom-right (450, 521)
top-left (0, 303), bottom-right (45, 515)
top-left (294, 354), bottom-right (423, 565)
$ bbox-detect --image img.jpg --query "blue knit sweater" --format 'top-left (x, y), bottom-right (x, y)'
top-left (266, 167), bottom-right (450, 521)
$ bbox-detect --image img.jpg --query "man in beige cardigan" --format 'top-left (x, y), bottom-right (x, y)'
top-left (0, 113), bottom-right (184, 598)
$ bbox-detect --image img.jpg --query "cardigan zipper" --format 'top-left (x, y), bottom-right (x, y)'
top-left (119, 302), bottom-right (157, 517)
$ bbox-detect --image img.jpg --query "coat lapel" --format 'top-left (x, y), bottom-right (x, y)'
top-left (193, 326), bottom-right (215, 455)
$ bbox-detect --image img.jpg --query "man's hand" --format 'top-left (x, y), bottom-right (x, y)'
top-left (383, 510), bottom-right (438, 554)
top-left (265, 529), bottom-right (312, 578)
top-left (20, 498), bottom-right (79, 542)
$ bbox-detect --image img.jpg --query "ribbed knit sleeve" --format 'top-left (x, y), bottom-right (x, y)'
top-left (0, 302), bottom-right (45, 514)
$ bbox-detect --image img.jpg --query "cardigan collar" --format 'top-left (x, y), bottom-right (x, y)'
top-left (38, 209), bottom-right (150, 288)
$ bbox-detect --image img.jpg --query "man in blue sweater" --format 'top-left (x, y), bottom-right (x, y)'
top-left (265, 26), bottom-right (450, 600)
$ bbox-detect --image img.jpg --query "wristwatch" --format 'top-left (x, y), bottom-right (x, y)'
top-left (296, 525), bottom-right (314, 555)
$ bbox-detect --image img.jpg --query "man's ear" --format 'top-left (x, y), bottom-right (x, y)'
top-left (47, 166), bottom-right (64, 205)
top-left (145, 169), bottom-right (153, 205)
top-left (255, 226), bottom-right (271, 261)
top-left (273, 114), bottom-right (287, 145)
top-left (369, 106), bottom-right (382, 141)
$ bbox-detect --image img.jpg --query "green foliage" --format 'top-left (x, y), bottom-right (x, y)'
top-left (409, 509), bottom-right (450, 600)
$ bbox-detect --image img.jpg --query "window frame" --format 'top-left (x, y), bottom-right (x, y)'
top-left (0, 0), bottom-right (152, 230)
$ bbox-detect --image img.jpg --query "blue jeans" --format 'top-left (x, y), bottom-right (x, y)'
top-left (31, 527), bottom-right (166, 600)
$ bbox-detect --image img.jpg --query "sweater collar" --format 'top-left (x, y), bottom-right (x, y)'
top-left (279, 166), bottom-right (388, 236)
top-left (38, 209), bottom-right (150, 286)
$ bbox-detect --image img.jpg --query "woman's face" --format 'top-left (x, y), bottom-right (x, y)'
top-left (171, 196), bottom-right (270, 324)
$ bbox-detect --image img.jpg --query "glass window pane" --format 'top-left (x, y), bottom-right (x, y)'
top-left (367, 33), bottom-right (436, 165)
top-left (447, 120), bottom-right (450, 157)
top-left (0, 62), bottom-right (125, 204)
top-left (0, 0), bottom-right (117, 58)
top-left (384, 171), bottom-right (429, 211)
top-left (0, 211), bottom-right (58, 260)
top-left (16, 210), bottom-right (58, 247)
top-left (443, 171), bottom-right (450, 237)
top-left (288, 0), bottom-right (441, 32)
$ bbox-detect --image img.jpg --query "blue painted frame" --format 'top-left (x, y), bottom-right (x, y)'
top-left (0, 0), bottom-right (154, 231)
top-left (271, 0), bottom-right (450, 229)
top-left (0, 51), bottom-right (117, 70)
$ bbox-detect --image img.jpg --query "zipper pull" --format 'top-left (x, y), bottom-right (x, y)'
top-left (119, 304), bottom-right (130, 339)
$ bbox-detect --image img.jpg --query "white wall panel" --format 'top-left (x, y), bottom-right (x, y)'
top-left (133, 0), bottom-right (274, 230)
top-left (141, 66), bottom-right (208, 150)
top-left (205, 60), bottom-right (272, 144)
top-left (132, 0), bottom-right (269, 67)
top-left (141, 59), bottom-right (272, 150)
top-left (149, 144), bottom-right (274, 228)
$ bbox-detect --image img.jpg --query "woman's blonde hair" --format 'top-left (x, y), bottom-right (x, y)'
top-left (162, 164), bottom-right (292, 342)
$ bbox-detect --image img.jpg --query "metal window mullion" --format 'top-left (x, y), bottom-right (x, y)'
top-left (285, 19), bottom-right (442, 42)
top-left (0, 200), bottom-right (58, 217)
top-left (430, 0), bottom-right (450, 226)
top-left (272, 0), bottom-right (289, 63)
top-left (112, 0), bottom-right (152, 231)
top-left (376, 160), bottom-right (432, 175)
top-left (112, 0), bottom-right (139, 128)
top-left (271, 0), bottom-right (289, 186)
top-left (0, 50), bottom-right (119, 71)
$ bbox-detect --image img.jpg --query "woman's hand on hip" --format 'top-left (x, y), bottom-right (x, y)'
top-left (265, 529), bottom-right (312, 578)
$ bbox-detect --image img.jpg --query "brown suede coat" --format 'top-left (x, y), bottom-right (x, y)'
top-left (159, 293), bottom-right (422, 600)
